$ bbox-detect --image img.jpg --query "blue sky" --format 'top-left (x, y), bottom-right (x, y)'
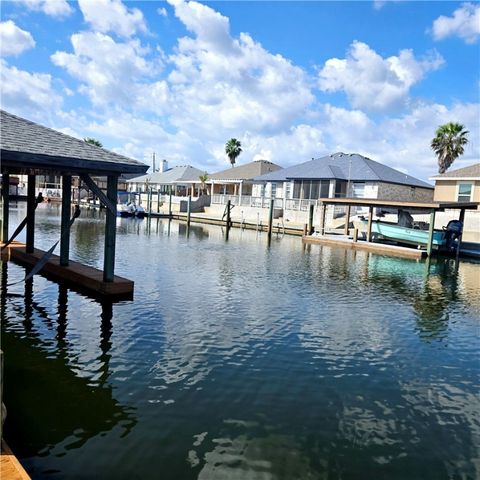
top-left (1, 0), bottom-right (479, 180)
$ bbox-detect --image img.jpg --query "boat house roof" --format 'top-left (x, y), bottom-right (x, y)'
top-left (127, 165), bottom-right (205, 185)
top-left (0, 110), bottom-right (148, 175)
top-left (254, 152), bottom-right (433, 189)
top-left (209, 160), bottom-right (282, 182)
top-left (430, 163), bottom-right (480, 180)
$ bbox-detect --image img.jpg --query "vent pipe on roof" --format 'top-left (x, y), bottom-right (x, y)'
top-left (160, 159), bottom-right (168, 172)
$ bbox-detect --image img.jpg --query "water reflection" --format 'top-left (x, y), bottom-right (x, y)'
top-left (1, 262), bottom-right (136, 459)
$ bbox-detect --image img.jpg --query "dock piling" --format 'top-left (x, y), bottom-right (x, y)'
top-left (60, 175), bottom-right (72, 266)
top-left (267, 199), bottom-right (274, 239)
top-left (187, 195), bottom-right (191, 226)
top-left (366, 206), bottom-right (374, 243)
top-left (168, 189), bottom-right (172, 217)
top-left (426, 209), bottom-right (436, 256)
top-left (26, 175), bottom-right (36, 253)
top-left (1, 173), bottom-right (9, 243)
top-left (103, 175), bottom-right (118, 282)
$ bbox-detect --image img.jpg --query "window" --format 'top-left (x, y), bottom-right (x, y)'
top-left (271, 182), bottom-right (277, 198)
top-left (457, 183), bottom-right (473, 202)
top-left (293, 181), bottom-right (301, 199)
top-left (352, 182), bottom-right (365, 198)
top-left (320, 181), bottom-right (330, 198)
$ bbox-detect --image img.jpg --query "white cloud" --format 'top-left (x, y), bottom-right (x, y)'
top-left (157, 7), bottom-right (168, 17)
top-left (373, 1), bottom-right (386, 10)
top-left (0, 59), bottom-right (62, 120)
top-left (318, 41), bottom-right (444, 112)
top-left (16, 0), bottom-right (73, 18)
top-left (431, 3), bottom-right (480, 44)
top-left (0, 20), bottom-right (35, 56)
top-left (51, 32), bottom-right (165, 111)
top-left (78, 0), bottom-right (147, 38)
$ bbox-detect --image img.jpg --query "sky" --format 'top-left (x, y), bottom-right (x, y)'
top-left (0, 0), bottom-right (479, 180)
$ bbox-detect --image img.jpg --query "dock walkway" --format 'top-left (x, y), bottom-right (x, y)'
top-left (1, 441), bottom-right (30, 480)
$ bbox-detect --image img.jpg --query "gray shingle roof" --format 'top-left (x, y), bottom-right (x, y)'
top-left (254, 152), bottom-right (433, 189)
top-left (209, 160), bottom-right (282, 181)
top-left (127, 165), bottom-right (205, 184)
top-left (0, 110), bottom-right (148, 174)
top-left (430, 163), bottom-right (480, 179)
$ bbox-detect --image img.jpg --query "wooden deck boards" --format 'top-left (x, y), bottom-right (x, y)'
top-left (1, 241), bottom-right (134, 297)
top-left (303, 234), bottom-right (427, 259)
top-left (1, 441), bottom-right (30, 480)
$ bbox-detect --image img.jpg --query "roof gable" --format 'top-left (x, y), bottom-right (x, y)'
top-left (430, 163), bottom-right (480, 179)
top-left (209, 160), bottom-right (282, 181)
top-left (128, 165), bottom-right (205, 184)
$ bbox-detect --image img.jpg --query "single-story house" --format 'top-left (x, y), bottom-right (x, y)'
top-left (127, 165), bottom-right (206, 197)
top-left (430, 163), bottom-right (480, 203)
top-left (251, 152), bottom-right (434, 210)
top-left (209, 160), bottom-right (282, 204)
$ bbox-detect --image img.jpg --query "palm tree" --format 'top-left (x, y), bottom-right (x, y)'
top-left (431, 123), bottom-right (469, 174)
top-left (84, 137), bottom-right (103, 147)
top-left (225, 138), bottom-right (242, 168)
top-left (199, 173), bottom-right (208, 195)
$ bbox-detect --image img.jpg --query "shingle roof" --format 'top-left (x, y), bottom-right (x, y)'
top-left (254, 152), bottom-right (433, 189)
top-left (127, 165), bottom-right (205, 184)
top-left (209, 160), bottom-right (282, 181)
top-left (430, 163), bottom-right (480, 179)
top-left (0, 110), bottom-right (148, 174)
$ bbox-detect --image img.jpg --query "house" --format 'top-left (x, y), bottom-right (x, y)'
top-left (127, 164), bottom-right (206, 197)
top-left (209, 159), bottom-right (282, 205)
top-left (252, 152), bottom-right (434, 210)
top-left (430, 163), bottom-right (480, 203)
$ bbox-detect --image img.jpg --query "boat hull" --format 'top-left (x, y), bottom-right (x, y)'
top-left (362, 221), bottom-right (445, 247)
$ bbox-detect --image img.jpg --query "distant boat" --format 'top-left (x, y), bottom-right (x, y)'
top-left (135, 205), bottom-right (146, 219)
top-left (117, 203), bottom-right (136, 218)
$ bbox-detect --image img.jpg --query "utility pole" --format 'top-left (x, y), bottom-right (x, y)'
top-left (152, 152), bottom-right (156, 173)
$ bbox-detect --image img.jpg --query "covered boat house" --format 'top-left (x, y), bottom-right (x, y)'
top-left (0, 109), bottom-right (148, 296)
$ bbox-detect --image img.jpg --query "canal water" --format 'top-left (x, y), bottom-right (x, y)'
top-left (1, 203), bottom-right (479, 480)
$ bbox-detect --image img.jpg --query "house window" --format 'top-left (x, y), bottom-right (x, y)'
top-left (293, 181), bottom-right (301, 199)
top-left (457, 183), bottom-right (473, 202)
top-left (285, 181), bottom-right (292, 199)
top-left (271, 182), bottom-right (277, 198)
top-left (352, 182), bottom-right (365, 198)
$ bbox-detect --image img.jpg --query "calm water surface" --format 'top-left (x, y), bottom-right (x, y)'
top-left (2, 203), bottom-right (479, 480)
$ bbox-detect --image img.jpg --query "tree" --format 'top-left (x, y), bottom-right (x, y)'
top-left (199, 172), bottom-right (208, 195)
top-left (431, 123), bottom-right (469, 174)
top-left (84, 137), bottom-right (103, 147)
top-left (225, 138), bottom-right (242, 168)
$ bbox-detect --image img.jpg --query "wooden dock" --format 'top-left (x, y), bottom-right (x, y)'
top-left (1, 241), bottom-right (134, 298)
top-left (303, 234), bottom-right (427, 259)
top-left (1, 441), bottom-right (30, 480)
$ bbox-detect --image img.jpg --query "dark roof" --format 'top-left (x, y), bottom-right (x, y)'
top-left (0, 110), bottom-right (148, 175)
top-left (254, 152), bottom-right (433, 189)
top-left (209, 159), bottom-right (282, 181)
top-left (128, 165), bottom-right (205, 184)
top-left (430, 163), bottom-right (480, 179)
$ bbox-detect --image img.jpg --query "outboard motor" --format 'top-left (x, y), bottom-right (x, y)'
top-left (444, 220), bottom-right (463, 251)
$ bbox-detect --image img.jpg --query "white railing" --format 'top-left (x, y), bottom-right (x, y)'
top-left (212, 195), bottom-right (284, 209)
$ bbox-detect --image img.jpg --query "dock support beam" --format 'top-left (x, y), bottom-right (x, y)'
top-left (26, 174), bottom-right (36, 253)
top-left (103, 175), bottom-right (118, 282)
top-left (60, 175), bottom-right (72, 266)
top-left (426, 209), bottom-right (436, 257)
top-left (366, 206), bottom-right (373, 242)
top-left (168, 188), bottom-right (172, 217)
top-left (456, 208), bottom-right (466, 261)
top-left (1, 173), bottom-right (9, 243)
top-left (344, 205), bottom-right (351, 236)
top-left (268, 199), bottom-right (274, 239)
top-left (308, 204), bottom-right (314, 235)
top-left (157, 191), bottom-right (160, 214)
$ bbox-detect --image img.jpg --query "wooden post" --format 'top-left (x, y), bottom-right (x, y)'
top-left (187, 195), bottom-right (191, 226)
top-left (157, 191), bottom-right (160, 214)
top-left (308, 204), bottom-right (314, 235)
top-left (320, 204), bottom-right (327, 235)
top-left (426, 209), bottom-right (436, 257)
top-left (1, 173), bottom-right (9, 243)
top-left (169, 188), bottom-right (173, 217)
top-left (366, 206), bottom-right (373, 242)
top-left (148, 190), bottom-right (152, 216)
top-left (344, 204), bottom-right (351, 236)
top-left (303, 224), bottom-right (308, 236)
top-left (353, 227), bottom-right (358, 243)
top-left (103, 175), bottom-right (118, 282)
top-left (267, 198), bottom-right (274, 238)
top-left (456, 208), bottom-right (465, 260)
top-left (226, 199), bottom-right (231, 230)
top-left (60, 175), bottom-right (72, 266)
top-left (26, 174), bottom-right (36, 253)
